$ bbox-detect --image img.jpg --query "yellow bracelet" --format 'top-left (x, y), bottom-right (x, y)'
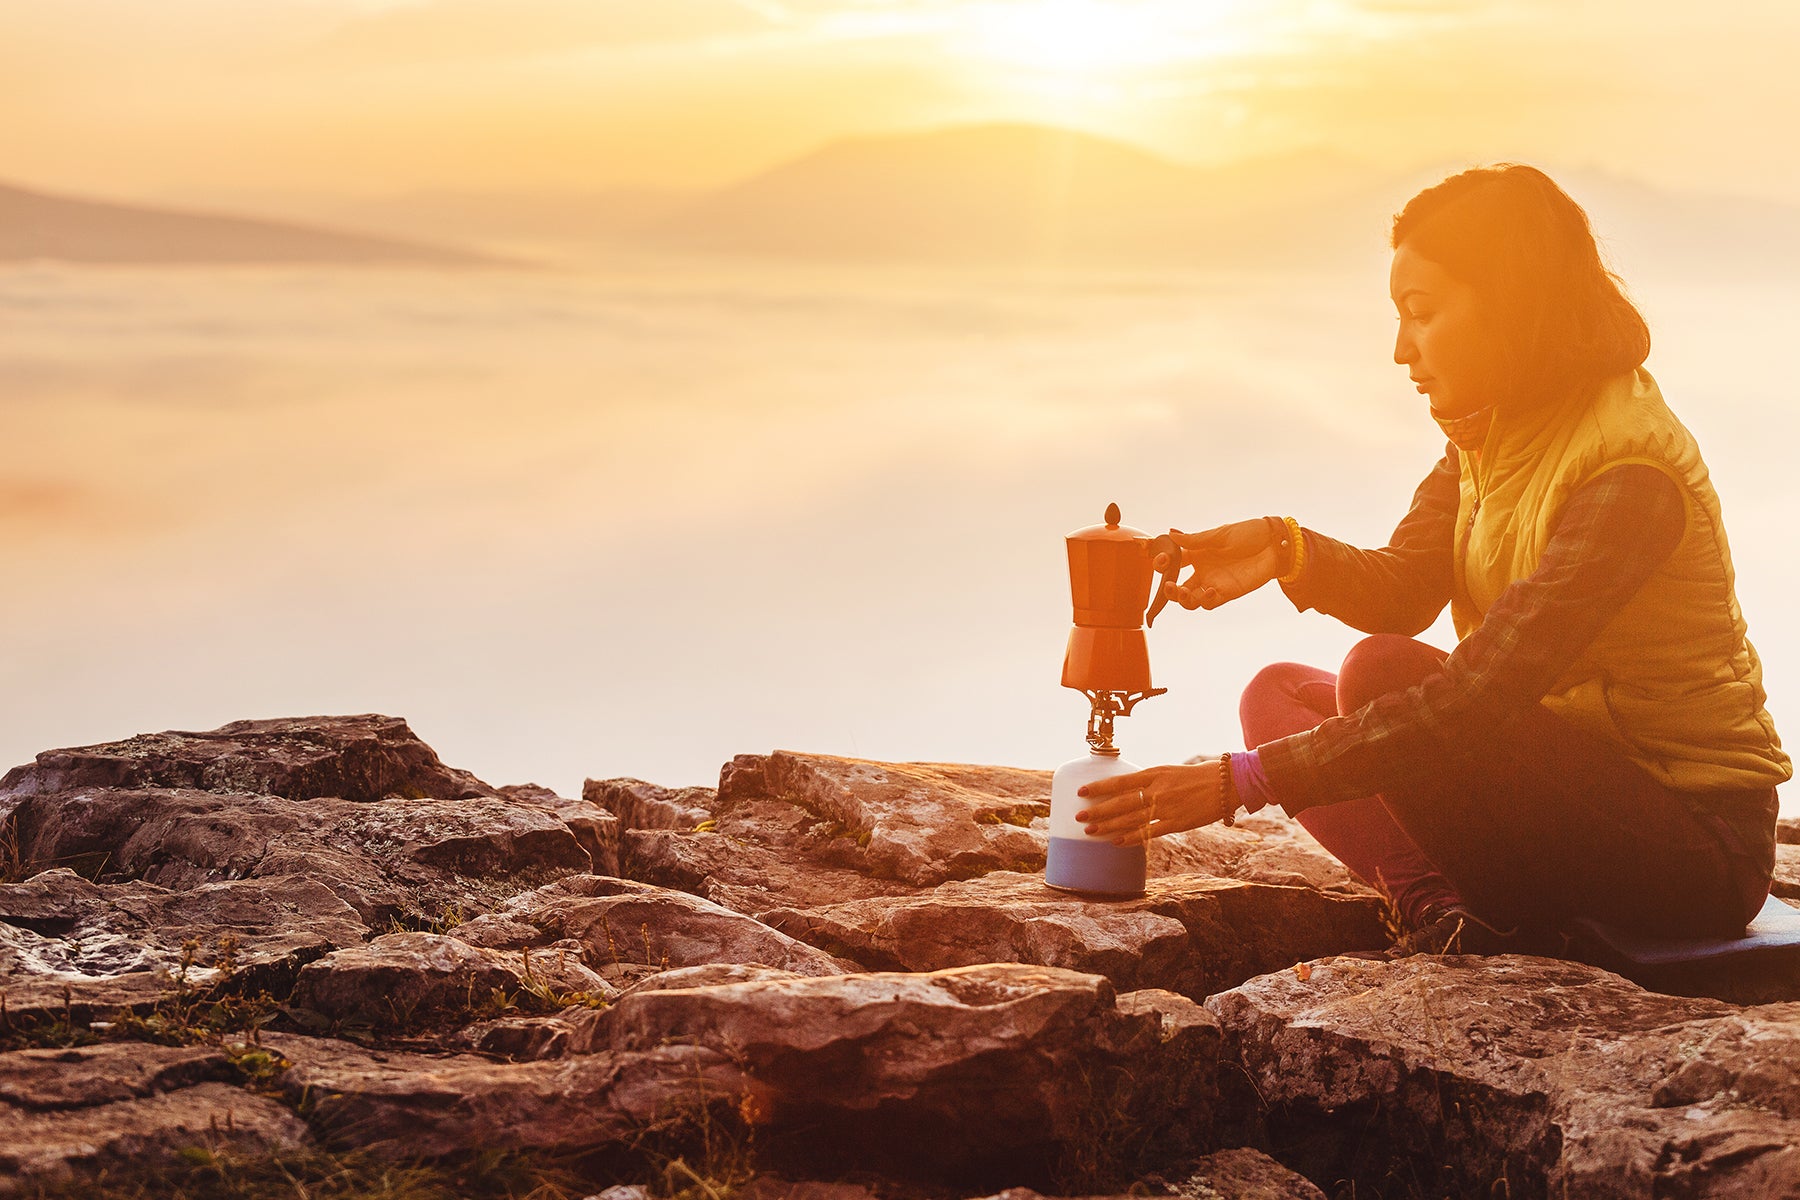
top-left (1277, 516), bottom-right (1307, 584)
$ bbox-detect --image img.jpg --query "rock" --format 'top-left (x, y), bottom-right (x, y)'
top-left (456, 1006), bottom-right (611, 1060)
top-left (1774, 842), bottom-right (1800, 901)
top-left (763, 872), bottom-right (1386, 1002)
top-left (266, 1030), bottom-right (748, 1159)
top-left (612, 755), bottom-right (1367, 918)
top-left (587, 778), bottom-right (715, 831)
top-left (972, 1145), bottom-right (1327, 1200)
top-left (1148, 810), bottom-right (1374, 897)
top-left (0, 1043), bottom-right (311, 1193)
top-left (0, 967), bottom-right (172, 1023)
top-left (1176, 1148), bottom-right (1330, 1200)
top-left (0, 715), bottom-right (494, 814)
top-left (1778, 817), bottom-right (1799, 846)
top-left (717, 752), bottom-right (1050, 887)
top-left (618, 963), bottom-right (803, 997)
top-left (0, 868), bottom-right (366, 994)
top-left (619, 828), bottom-right (917, 915)
top-left (736, 1180), bottom-right (881, 1200)
top-left (1207, 953), bottom-right (1800, 1198)
top-left (290, 932), bottom-right (614, 1030)
top-left (600, 963), bottom-right (1219, 1186)
top-left (502, 783), bottom-right (622, 877)
top-left (266, 964), bottom-right (1217, 1189)
top-left (3, 785), bottom-right (593, 926)
top-left (457, 875), bottom-right (859, 978)
top-left (591, 1186), bottom-right (658, 1200)
top-left (0, 1042), bottom-right (232, 1108)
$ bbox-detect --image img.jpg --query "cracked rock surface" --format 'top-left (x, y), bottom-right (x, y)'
top-left (2, 715), bottom-right (1796, 1199)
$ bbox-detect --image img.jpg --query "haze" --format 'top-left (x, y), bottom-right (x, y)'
top-left (3, 1), bottom-right (1799, 813)
top-left (6, 1), bottom-right (1800, 203)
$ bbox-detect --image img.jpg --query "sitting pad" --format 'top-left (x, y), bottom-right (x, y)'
top-left (1567, 894), bottom-right (1800, 970)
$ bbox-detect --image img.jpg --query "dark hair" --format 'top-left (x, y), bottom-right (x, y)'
top-left (1391, 164), bottom-right (1650, 405)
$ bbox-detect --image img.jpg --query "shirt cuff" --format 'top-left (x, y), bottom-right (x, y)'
top-left (1253, 730), bottom-right (1328, 817)
top-left (1229, 749), bottom-right (1274, 815)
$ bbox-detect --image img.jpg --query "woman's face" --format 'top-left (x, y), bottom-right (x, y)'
top-left (1389, 242), bottom-right (1497, 419)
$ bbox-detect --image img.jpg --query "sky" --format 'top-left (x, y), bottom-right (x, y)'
top-left (4, 0), bottom-right (1800, 204)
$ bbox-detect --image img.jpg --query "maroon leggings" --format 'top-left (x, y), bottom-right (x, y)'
top-left (1240, 634), bottom-right (1770, 939)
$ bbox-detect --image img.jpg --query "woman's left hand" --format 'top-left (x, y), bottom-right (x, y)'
top-left (1075, 762), bottom-right (1232, 846)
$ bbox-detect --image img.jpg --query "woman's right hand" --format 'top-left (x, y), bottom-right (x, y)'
top-left (1157, 518), bottom-right (1290, 612)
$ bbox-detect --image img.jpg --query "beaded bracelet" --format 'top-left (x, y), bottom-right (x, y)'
top-left (1276, 516), bottom-right (1307, 584)
top-left (1218, 752), bottom-right (1237, 827)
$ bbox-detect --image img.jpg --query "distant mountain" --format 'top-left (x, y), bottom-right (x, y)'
top-left (633, 124), bottom-right (1800, 277)
top-left (306, 187), bottom-right (686, 254)
top-left (648, 123), bottom-right (1397, 266)
top-left (1552, 169), bottom-right (1800, 283)
top-left (0, 180), bottom-right (497, 266)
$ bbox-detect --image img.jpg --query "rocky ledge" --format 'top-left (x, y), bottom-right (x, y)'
top-left (0, 716), bottom-right (1796, 1199)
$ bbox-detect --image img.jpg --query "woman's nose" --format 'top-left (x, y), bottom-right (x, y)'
top-left (1393, 327), bottom-right (1417, 366)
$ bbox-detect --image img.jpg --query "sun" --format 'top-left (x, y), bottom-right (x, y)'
top-left (958, 0), bottom-right (1199, 75)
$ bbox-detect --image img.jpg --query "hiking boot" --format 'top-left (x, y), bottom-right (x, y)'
top-left (1390, 903), bottom-right (1521, 957)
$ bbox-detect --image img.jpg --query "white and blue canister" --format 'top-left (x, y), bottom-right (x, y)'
top-left (1045, 747), bottom-right (1147, 896)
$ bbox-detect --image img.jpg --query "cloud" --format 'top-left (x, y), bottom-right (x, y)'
top-left (314, 0), bottom-right (777, 64)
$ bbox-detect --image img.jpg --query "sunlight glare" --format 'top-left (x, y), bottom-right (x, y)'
top-left (960, 0), bottom-right (1227, 75)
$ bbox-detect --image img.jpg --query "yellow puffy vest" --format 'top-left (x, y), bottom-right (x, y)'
top-left (1451, 368), bottom-right (1790, 794)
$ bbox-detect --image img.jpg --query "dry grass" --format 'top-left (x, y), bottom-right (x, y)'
top-left (14, 1147), bottom-right (594, 1200)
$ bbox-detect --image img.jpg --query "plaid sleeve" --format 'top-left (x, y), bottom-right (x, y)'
top-left (1278, 447), bottom-right (1459, 636)
top-left (1256, 463), bottom-right (1687, 812)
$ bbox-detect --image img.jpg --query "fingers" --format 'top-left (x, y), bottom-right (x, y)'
top-left (1074, 771), bottom-right (1158, 832)
top-left (1074, 791), bottom-right (1146, 828)
top-left (1087, 810), bottom-right (1154, 839)
top-left (1176, 585), bottom-right (1215, 610)
top-left (1172, 525), bottom-right (1230, 552)
top-left (1077, 769), bottom-right (1156, 802)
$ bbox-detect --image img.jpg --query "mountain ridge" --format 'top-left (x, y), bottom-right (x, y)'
top-left (0, 179), bottom-right (499, 266)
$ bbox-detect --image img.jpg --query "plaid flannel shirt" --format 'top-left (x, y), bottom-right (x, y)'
top-left (1254, 448), bottom-right (1686, 811)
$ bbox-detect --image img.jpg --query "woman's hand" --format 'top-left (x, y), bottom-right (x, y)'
top-left (1156, 518), bottom-right (1288, 613)
top-left (1074, 762), bottom-right (1233, 846)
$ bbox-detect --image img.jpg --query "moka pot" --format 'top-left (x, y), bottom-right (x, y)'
top-left (1044, 502), bottom-right (1161, 897)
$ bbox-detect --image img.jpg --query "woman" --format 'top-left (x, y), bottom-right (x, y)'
top-left (1075, 164), bottom-right (1789, 953)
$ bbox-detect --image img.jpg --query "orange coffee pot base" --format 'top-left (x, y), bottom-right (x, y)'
top-left (1061, 626), bottom-right (1152, 695)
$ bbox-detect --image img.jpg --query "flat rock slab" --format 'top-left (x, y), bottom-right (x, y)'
top-left (269, 963), bottom-right (1218, 1187)
top-left (0, 1043), bottom-right (311, 1193)
top-left (586, 778), bottom-right (716, 831)
top-left (4, 785), bottom-right (593, 926)
top-left (454, 875), bottom-right (858, 978)
top-left (0, 969), bottom-right (171, 1023)
top-left (762, 872), bottom-right (1386, 1002)
top-left (1207, 953), bottom-right (1800, 1198)
top-left (291, 931), bottom-right (614, 1030)
top-left (0, 868), bottom-right (366, 992)
top-left (0, 714), bottom-right (494, 813)
top-left (717, 752), bottom-right (1050, 887)
top-left (597, 760), bottom-right (1369, 919)
top-left (1147, 811), bottom-right (1373, 897)
top-left (619, 827), bottom-right (918, 916)
top-left (266, 1030), bottom-right (739, 1160)
top-left (501, 782), bottom-right (622, 876)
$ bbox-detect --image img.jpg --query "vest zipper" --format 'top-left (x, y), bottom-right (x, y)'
top-left (1454, 448), bottom-right (1491, 602)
